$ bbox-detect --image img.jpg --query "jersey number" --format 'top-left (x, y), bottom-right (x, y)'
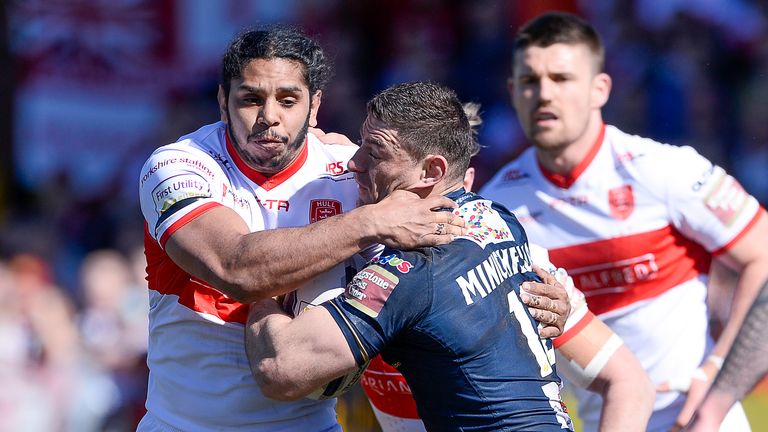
top-left (508, 291), bottom-right (554, 377)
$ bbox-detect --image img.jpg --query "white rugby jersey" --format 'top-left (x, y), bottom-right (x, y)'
top-left (480, 124), bottom-right (760, 431)
top-left (360, 244), bottom-right (591, 432)
top-left (138, 121), bottom-right (358, 432)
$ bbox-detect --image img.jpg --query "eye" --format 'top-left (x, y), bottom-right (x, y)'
top-left (280, 98), bottom-right (298, 107)
top-left (242, 96), bottom-right (263, 105)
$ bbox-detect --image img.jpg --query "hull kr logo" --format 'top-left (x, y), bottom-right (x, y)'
top-left (608, 185), bottom-right (634, 220)
top-left (309, 199), bottom-right (342, 223)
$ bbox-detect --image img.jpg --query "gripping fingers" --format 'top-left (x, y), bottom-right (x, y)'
top-left (532, 264), bottom-right (557, 284)
top-left (432, 212), bottom-right (467, 237)
top-left (529, 309), bottom-right (559, 325)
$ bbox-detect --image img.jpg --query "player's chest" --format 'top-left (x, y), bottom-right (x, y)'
top-left (506, 173), bottom-right (668, 247)
top-left (224, 175), bottom-right (358, 231)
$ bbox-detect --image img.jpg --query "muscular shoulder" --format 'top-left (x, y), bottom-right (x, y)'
top-left (605, 125), bottom-right (714, 196)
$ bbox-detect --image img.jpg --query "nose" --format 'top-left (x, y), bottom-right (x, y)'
top-left (257, 99), bottom-right (279, 127)
top-left (538, 77), bottom-right (555, 102)
top-left (347, 148), bottom-right (367, 173)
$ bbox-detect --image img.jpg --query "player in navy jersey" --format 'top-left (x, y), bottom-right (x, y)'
top-left (247, 82), bottom-right (573, 431)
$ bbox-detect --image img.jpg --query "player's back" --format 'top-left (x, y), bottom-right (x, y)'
top-left (358, 191), bottom-right (572, 431)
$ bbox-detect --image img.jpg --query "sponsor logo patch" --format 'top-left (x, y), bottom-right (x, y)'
top-left (309, 199), bottom-right (342, 223)
top-left (569, 253), bottom-right (659, 295)
top-left (326, 161), bottom-right (345, 175)
top-left (454, 199), bottom-right (513, 248)
top-left (370, 254), bottom-right (413, 273)
top-left (692, 165), bottom-right (716, 192)
top-left (705, 175), bottom-right (748, 226)
top-left (151, 173), bottom-right (210, 216)
top-left (344, 265), bottom-right (399, 318)
top-left (608, 185), bottom-right (634, 220)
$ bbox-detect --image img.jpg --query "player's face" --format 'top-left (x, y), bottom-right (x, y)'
top-left (348, 115), bottom-right (421, 205)
top-left (219, 58), bottom-right (321, 175)
top-left (510, 43), bottom-right (604, 152)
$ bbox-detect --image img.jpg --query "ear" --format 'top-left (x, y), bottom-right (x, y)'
top-left (419, 155), bottom-right (449, 187)
top-left (217, 85), bottom-right (228, 124)
top-left (591, 72), bottom-right (612, 110)
top-left (506, 76), bottom-right (515, 105)
top-left (309, 90), bottom-right (322, 127)
top-left (462, 167), bottom-right (476, 192)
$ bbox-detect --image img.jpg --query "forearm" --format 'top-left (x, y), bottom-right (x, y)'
top-left (705, 280), bottom-right (768, 417)
top-left (593, 369), bottom-right (655, 432)
top-left (227, 206), bottom-right (377, 302)
top-left (711, 262), bottom-right (768, 358)
top-left (246, 300), bottom-right (316, 401)
top-left (246, 300), bottom-right (358, 401)
top-left (168, 204), bottom-right (377, 304)
top-left (557, 318), bottom-right (654, 432)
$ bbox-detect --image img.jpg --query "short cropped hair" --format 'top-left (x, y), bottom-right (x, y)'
top-left (221, 26), bottom-right (332, 97)
top-left (514, 12), bottom-right (605, 72)
top-left (367, 82), bottom-right (478, 181)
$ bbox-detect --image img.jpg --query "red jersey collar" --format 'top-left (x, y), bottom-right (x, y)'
top-left (538, 123), bottom-right (606, 189)
top-left (225, 131), bottom-right (308, 191)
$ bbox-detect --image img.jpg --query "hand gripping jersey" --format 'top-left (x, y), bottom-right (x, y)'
top-left (138, 122), bottom-right (358, 431)
top-left (480, 124), bottom-right (760, 431)
top-left (323, 190), bottom-right (574, 432)
top-left (359, 244), bottom-right (591, 432)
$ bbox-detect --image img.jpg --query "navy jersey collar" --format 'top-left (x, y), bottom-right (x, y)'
top-left (445, 188), bottom-right (476, 206)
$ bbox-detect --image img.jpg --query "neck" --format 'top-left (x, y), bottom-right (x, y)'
top-left (414, 180), bottom-right (465, 200)
top-left (536, 113), bottom-right (604, 176)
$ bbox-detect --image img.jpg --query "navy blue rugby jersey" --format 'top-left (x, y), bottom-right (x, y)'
top-left (322, 189), bottom-right (573, 432)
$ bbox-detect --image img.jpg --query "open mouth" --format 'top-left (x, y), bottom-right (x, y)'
top-left (534, 111), bottom-right (558, 125)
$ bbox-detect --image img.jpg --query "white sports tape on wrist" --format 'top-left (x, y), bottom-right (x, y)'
top-left (707, 354), bottom-right (724, 370)
top-left (666, 366), bottom-right (709, 393)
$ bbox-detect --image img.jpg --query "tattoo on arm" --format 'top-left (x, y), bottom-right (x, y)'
top-left (710, 279), bottom-right (768, 399)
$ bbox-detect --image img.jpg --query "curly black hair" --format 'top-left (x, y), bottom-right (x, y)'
top-left (221, 25), bottom-right (333, 97)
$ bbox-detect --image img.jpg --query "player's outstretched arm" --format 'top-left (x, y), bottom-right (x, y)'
top-left (246, 299), bottom-right (357, 401)
top-left (684, 277), bottom-right (768, 432)
top-left (165, 189), bottom-right (466, 303)
top-left (556, 316), bottom-right (655, 432)
top-left (658, 211), bottom-right (768, 429)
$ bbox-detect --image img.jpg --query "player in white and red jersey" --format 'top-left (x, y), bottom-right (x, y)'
top-left (137, 27), bottom-right (467, 432)
top-left (480, 12), bottom-right (768, 432)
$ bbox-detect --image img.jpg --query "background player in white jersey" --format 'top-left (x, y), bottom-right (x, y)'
top-left (136, 27), bottom-right (469, 432)
top-left (686, 278), bottom-right (768, 431)
top-left (479, 11), bottom-right (768, 432)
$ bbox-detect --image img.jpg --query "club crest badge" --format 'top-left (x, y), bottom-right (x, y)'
top-left (309, 199), bottom-right (342, 223)
top-left (608, 185), bottom-right (634, 220)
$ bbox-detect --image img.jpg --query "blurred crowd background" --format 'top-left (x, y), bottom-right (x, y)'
top-left (1, 0), bottom-right (768, 430)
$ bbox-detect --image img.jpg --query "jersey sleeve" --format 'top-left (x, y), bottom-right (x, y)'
top-left (529, 244), bottom-right (591, 348)
top-left (322, 250), bottom-right (431, 366)
top-left (657, 145), bottom-right (762, 254)
top-left (138, 143), bottom-right (228, 247)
